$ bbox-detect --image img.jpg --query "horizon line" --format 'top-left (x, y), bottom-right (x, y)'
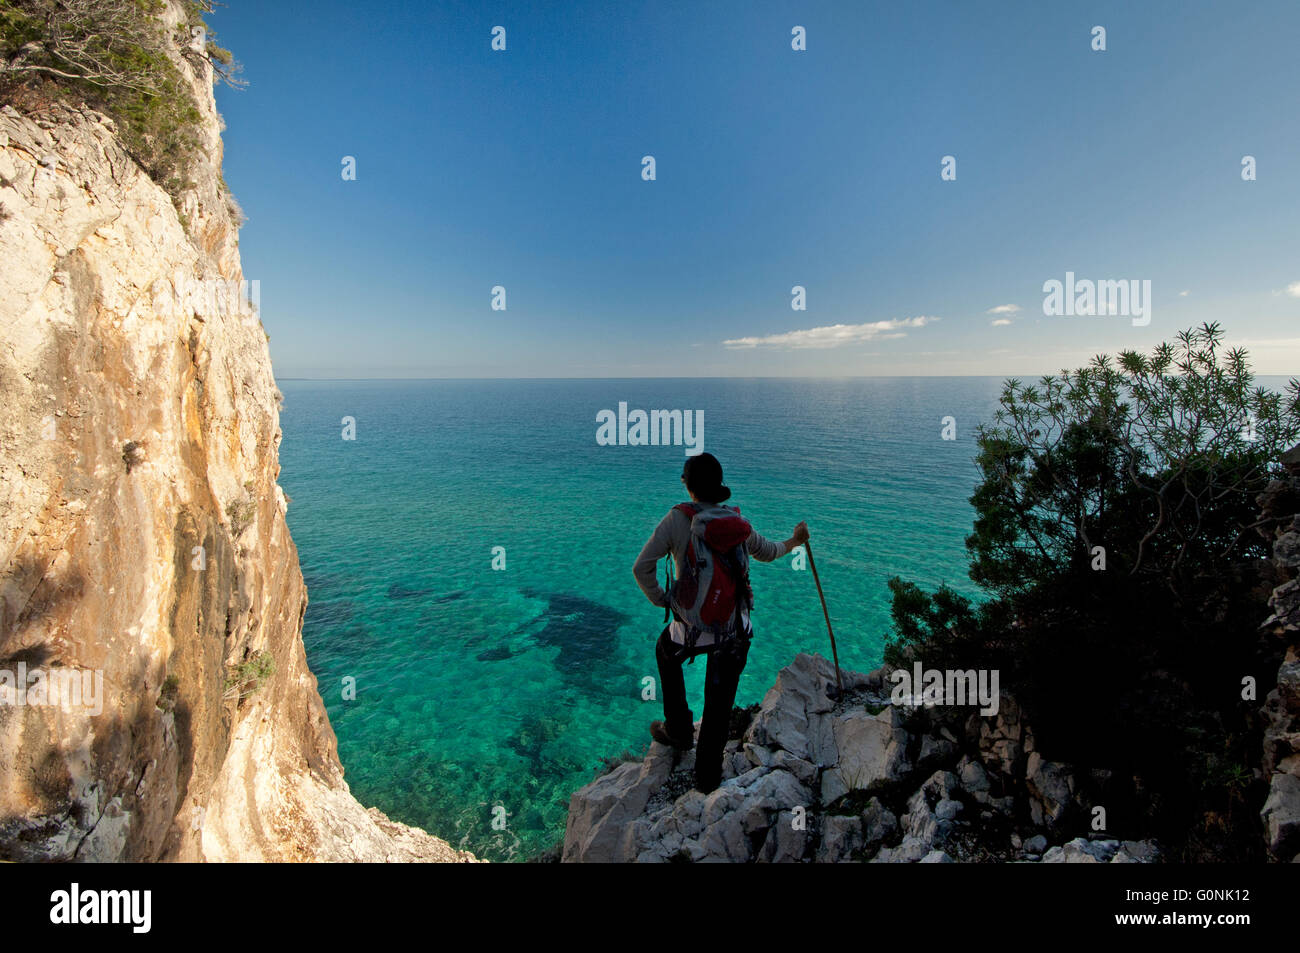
top-left (275, 373), bottom-right (1056, 382)
top-left (274, 372), bottom-right (1300, 382)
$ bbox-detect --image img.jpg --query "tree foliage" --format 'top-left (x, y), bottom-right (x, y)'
top-left (967, 323), bottom-right (1300, 604)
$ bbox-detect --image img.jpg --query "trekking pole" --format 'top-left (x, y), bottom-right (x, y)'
top-left (804, 540), bottom-right (843, 699)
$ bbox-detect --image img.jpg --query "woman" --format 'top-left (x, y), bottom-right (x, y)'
top-left (632, 452), bottom-right (809, 792)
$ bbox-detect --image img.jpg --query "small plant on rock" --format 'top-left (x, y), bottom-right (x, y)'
top-left (223, 650), bottom-right (274, 701)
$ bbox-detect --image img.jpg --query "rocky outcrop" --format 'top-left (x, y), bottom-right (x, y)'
top-left (0, 2), bottom-right (473, 862)
top-left (1257, 445), bottom-right (1300, 863)
top-left (565, 447), bottom-right (1300, 864)
top-left (563, 653), bottom-right (1160, 863)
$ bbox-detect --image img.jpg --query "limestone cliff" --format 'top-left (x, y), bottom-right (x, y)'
top-left (0, 3), bottom-right (472, 861)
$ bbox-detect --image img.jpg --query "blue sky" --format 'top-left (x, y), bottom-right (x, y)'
top-left (210, 1), bottom-right (1300, 378)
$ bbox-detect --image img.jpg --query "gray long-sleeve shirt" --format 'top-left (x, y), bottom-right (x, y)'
top-left (632, 504), bottom-right (788, 646)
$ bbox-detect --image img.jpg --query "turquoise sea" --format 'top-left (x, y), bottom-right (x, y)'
top-left (277, 377), bottom-right (1007, 860)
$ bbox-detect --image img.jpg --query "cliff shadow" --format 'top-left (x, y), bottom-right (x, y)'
top-left (0, 555), bottom-right (87, 658)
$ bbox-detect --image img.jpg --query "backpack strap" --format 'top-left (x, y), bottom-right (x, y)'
top-left (675, 501), bottom-right (741, 517)
top-left (662, 546), bottom-right (675, 624)
top-left (664, 502), bottom-right (694, 622)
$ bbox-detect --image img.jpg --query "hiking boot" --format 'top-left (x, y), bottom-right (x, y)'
top-left (650, 720), bottom-right (694, 750)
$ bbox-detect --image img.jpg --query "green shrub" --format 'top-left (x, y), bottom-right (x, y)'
top-left (887, 324), bottom-right (1300, 858)
top-left (0, 0), bottom-right (242, 199)
top-left (226, 496), bottom-right (255, 536)
top-left (223, 650), bottom-right (274, 700)
top-left (157, 673), bottom-right (180, 711)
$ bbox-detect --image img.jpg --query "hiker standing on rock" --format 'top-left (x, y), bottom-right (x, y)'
top-left (632, 452), bottom-right (809, 792)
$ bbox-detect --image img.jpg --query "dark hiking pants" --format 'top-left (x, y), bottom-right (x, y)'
top-left (655, 626), bottom-right (751, 792)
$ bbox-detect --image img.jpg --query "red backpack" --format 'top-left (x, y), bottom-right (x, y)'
top-left (666, 502), bottom-right (755, 655)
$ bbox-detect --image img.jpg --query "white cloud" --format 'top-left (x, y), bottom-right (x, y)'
top-left (1178, 290), bottom-right (1190, 297)
top-left (986, 304), bottom-right (1021, 315)
top-left (722, 316), bottom-right (936, 350)
top-left (1286, 281), bottom-right (1300, 298)
top-left (990, 318), bottom-right (1013, 326)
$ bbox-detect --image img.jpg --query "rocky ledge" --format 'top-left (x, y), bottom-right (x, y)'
top-left (563, 653), bottom-right (1161, 863)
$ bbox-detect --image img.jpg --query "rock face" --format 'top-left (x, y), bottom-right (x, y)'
top-left (1258, 446), bottom-right (1300, 863)
top-left (0, 2), bottom-right (472, 862)
top-left (562, 653), bottom-right (1157, 863)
